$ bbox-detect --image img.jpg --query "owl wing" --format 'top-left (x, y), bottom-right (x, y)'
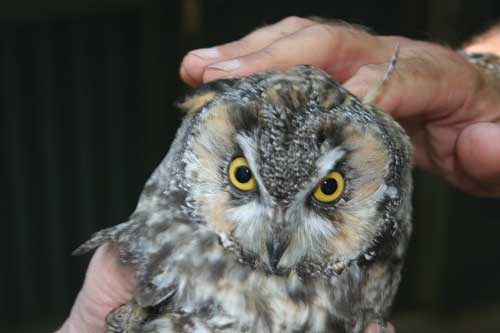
top-left (73, 184), bottom-right (194, 307)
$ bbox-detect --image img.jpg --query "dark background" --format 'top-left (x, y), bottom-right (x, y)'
top-left (1, 0), bottom-right (500, 332)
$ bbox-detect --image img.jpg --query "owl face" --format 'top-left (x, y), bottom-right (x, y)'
top-left (180, 66), bottom-right (412, 276)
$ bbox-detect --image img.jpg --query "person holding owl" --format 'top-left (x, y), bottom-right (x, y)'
top-left (59, 17), bottom-right (500, 333)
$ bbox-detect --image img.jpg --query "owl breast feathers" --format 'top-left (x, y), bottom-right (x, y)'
top-left (76, 65), bottom-right (413, 333)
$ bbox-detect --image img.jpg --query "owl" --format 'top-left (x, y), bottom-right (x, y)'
top-left (75, 65), bottom-right (413, 333)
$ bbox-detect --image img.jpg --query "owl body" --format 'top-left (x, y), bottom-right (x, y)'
top-left (76, 66), bottom-right (413, 333)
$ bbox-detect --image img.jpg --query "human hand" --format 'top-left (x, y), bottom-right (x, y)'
top-left (180, 17), bottom-right (500, 197)
top-left (57, 244), bottom-right (135, 333)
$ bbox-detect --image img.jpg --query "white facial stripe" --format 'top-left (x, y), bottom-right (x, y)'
top-left (235, 134), bottom-right (272, 202)
top-left (316, 147), bottom-right (345, 177)
top-left (292, 147), bottom-right (345, 204)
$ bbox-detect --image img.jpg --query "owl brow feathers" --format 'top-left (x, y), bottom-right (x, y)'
top-left (234, 133), bottom-right (273, 201)
top-left (315, 147), bottom-right (345, 180)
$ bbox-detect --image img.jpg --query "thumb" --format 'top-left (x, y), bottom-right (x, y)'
top-left (59, 244), bottom-right (135, 333)
top-left (456, 122), bottom-right (500, 196)
top-left (343, 61), bottom-right (432, 118)
top-left (82, 243), bottom-right (136, 308)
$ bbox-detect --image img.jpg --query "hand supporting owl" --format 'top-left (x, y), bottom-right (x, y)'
top-left (59, 17), bottom-right (500, 333)
top-left (180, 17), bottom-right (500, 198)
top-left (57, 244), bottom-right (135, 333)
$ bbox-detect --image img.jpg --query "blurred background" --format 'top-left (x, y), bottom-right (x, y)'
top-left (1, 0), bottom-right (499, 332)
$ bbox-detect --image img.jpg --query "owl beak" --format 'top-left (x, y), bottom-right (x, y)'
top-left (266, 238), bottom-right (288, 273)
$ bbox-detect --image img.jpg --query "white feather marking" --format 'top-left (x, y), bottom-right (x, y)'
top-left (217, 232), bottom-right (235, 249)
top-left (207, 315), bottom-right (236, 329)
top-left (292, 147), bottom-right (345, 205)
top-left (152, 271), bottom-right (176, 292)
top-left (281, 208), bottom-right (337, 267)
top-left (235, 134), bottom-right (273, 203)
top-left (316, 147), bottom-right (345, 177)
top-left (227, 200), bottom-right (270, 255)
top-left (385, 185), bottom-right (399, 199)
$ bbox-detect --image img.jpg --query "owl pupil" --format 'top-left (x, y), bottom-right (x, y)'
top-left (235, 166), bottom-right (252, 183)
top-left (321, 179), bottom-right (338, 195)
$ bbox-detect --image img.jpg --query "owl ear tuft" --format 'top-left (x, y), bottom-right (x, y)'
top-left (177, 78), bottom-right (240, 114)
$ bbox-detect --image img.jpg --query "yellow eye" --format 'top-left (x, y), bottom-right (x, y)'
top-left (228, 157), bottom-right (257, 192)
top-left (313, 171), bottom-right (345, 203)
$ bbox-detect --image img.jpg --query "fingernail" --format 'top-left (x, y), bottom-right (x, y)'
top-left (207, 59), bottom-right (241, 72)
top-left (190, 47), bottom-right (220, 59)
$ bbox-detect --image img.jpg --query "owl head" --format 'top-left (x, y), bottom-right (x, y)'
top-left (171, 65), bottom-right (412, 277)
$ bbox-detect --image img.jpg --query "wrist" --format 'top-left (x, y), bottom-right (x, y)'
top-left (463, 23), bottom-right (500, 55)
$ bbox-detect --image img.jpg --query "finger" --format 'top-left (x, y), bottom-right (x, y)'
top-left (83, 243), bottom-right (136, 307)
top-left (180, 64), bottom-right (198, 87)
top-left (343, 43), bottom-right (476, 119)
top-left (342, 58), bottom-right (456, 171)
top-left (456, 122), bottom-right (500, 196)
top-left (343, 62), bottom-right (406, 113)
top-left (365, 322), bottom-right (396, 333)
top-left (180, 16), bottom-right (315, 86)
top-left (61, 244), bottom-right (136, 333)
top-left (202, 23), bottom-right (391, 83)
top-left (212, 16), bottom-right (315, 60)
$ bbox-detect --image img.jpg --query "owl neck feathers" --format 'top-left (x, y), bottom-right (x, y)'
top-left (216, 225), bottom-right (400, 280)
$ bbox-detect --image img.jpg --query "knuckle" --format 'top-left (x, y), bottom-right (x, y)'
top-left (310, 23), bottom-right (342, 41)
top-left (257, 47), bottom-right (275, 61)
top-left (248, 47), bottom-right (276, 69)
top-left (304, 23), bottom-right (344, 50)
top-left (229, 38), bottom-right (253, 52)
top-left (309, 22), bottom-right (372, 46)
top-left (356, 64), bottom-right (385, 79)
top-left (280, 16), bottom-right (312, 29)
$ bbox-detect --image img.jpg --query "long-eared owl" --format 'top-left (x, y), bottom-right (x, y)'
top-left (76, 65), bottom-right (413, 333)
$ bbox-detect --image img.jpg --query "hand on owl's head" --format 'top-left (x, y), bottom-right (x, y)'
top-left (180, 65), bottom-right (412, 275)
